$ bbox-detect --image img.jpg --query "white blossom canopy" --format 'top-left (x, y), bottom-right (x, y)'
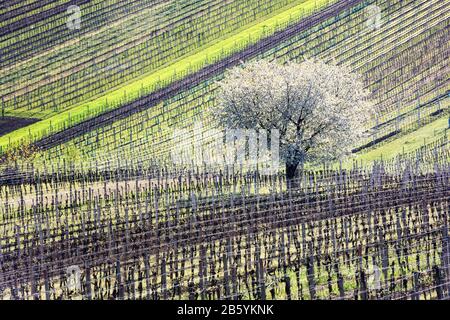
top-left (213, 59), bottom-right (373, 168)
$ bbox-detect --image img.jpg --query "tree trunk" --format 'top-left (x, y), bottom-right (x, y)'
top-left (286, 161), bottom-right (301, 190)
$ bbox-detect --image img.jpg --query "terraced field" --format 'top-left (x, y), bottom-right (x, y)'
top-left (6, 0), bottom-right (444, 170)
top-left (0, 0), bottom-right (334, 148)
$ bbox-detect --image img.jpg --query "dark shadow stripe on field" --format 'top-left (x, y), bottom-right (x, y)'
top-left (28, 0), bottom-right (365, 153)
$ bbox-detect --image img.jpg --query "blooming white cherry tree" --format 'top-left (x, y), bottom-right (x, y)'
top-left (213, 59), bottom-right (373, 184)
